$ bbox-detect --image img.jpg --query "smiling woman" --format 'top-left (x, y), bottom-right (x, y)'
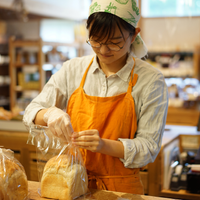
top-left (23, 0), bottom-right (168, 195)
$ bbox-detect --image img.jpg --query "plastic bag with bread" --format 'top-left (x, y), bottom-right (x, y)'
top-left (28, 125), bottom-right (88, 200)
top-left (0, 148), bottom-right (29, 200)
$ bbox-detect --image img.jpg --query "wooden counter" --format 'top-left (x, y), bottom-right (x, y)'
top-left (1, 124), bottom-right (200, 199)
top-left (28, 181), bottom-right (176, 200)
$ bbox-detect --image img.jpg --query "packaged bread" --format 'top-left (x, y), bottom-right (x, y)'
top-left (41, 153), bottom-right (88, 200)
top-left (0, 148), bottom-right (29, 200)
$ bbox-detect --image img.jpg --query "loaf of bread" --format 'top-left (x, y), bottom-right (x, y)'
top-left (0, 149), bottom-right (28, 200)
top-left (41, 154), bottom-right (88, 200)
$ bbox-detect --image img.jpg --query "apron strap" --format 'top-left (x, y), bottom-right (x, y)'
top-left (79, 58), bottom-right (94, 88)
top-left (127, 57), bottom-right (138, 93)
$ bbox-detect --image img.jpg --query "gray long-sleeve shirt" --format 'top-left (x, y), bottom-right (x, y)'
top-left (23, 52), bottom-right (168, 168)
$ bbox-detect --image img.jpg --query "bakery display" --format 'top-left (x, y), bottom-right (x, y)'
top-left (41, 154), bottom-right (88, 200)
top-left (0, 148), bottom-right (29, 200)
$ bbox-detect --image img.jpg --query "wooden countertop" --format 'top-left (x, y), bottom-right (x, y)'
top-left (28, 181), bottom-right (176, 200)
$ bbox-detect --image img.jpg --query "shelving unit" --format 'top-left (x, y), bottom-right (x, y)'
top-left (194, 45), bottom-right (200, 80)
top-left (147, 49), bottom-right (199, 79)
top-left (0, 42), bottom-right (10, 110)
top-left (8, 37), bottom-right (92, 111)
top-left (9, 36), bottom-right (44, 111)
top-left (147, 48), bottom-right (200, 127)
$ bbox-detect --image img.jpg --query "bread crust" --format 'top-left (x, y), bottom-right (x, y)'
top-left (41, 154), bottom-right (88, 200)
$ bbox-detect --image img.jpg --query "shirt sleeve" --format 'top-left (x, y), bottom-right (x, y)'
top-left (118, 72), bottom-right (168, 168)
top-left (23, 62), bottom-right (69, 130)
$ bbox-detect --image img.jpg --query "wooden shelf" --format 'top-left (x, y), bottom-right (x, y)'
top-left (0, 84), bottom-right (9, 87)
top-left (9, 36), bottom-right (44, 110)
top-left (166, 106), bottom-right (200, 126)
top-left (8, 36), bottom-right (91, 110)
top-left (147, 47), bottom-right (200, 80)
top-left (44, 62), bottom-right (63, 65)
top-left (160, 189), bottom-right (200, 200)
top-left (0, 42), bottom-right (9, 110)
top-left (14, 86), bottom-right (40, 92)
top-left (11, 40), bottom-right (41, 47)
top-left (14, 63), bottom-right (39, 68)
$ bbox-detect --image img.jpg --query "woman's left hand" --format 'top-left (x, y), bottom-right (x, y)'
top-left (71, 130), bottom-right (103, 152)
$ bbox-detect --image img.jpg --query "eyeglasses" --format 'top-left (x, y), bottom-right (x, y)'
top-left (86, 35), bottom-right (131, 52)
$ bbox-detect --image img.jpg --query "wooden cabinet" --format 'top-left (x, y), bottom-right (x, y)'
top-left (0, 130), bottom-right (34, 180)
top-left (0, 129), bottom-right (149, 194)
top-left (159, 134), bottom-right (200, 200)
top-left (140, 126), bottom-right (200, 199)
top-left (1, 125), bottom-right (200, 199)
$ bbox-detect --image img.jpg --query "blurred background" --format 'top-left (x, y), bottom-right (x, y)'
top-left (0, 0), bottom-right (200, 117)
top-left (0, 1), bottom-right (200, 199)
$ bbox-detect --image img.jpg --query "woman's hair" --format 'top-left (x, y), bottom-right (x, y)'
top-left (86, 12), bottom-right (135, 42)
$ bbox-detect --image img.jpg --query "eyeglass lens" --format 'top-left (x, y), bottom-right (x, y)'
top-left (88, 40), bottom-right (121, 51)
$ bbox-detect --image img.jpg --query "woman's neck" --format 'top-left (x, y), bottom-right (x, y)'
top-left (98, 53), bottom-right (128, 77)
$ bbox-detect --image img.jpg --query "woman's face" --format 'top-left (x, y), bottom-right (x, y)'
top-left (89, 25), bottom-right (138, 67)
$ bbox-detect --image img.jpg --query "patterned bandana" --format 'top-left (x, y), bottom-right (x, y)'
top-left (89, 0), bottom-right (148, 58)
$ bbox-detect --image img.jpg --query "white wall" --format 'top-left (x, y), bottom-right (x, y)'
top-left (141, 17), bottom-right (200, 52)
top-left (0, 0), bottom-right (90, 21)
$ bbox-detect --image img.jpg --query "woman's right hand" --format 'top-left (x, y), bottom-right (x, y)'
top-left (43, 106), bottom-right (74, 143)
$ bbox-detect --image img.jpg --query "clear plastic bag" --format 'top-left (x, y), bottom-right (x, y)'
top-left (0, 148), bottom-right (29, 200)
top-left (28, 125), bottom-right (88, 200)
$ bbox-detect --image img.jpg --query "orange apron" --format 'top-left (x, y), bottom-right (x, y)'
top-left (67, 57), bottom-right (144, 195)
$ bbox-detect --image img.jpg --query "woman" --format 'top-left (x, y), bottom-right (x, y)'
top-left (23, 0), bottom-right (168, 195)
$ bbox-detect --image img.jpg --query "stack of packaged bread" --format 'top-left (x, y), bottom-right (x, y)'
top-left (0, 148), bottom-right (29, 200)
top-left (0, 147), bottom-right (88, 200)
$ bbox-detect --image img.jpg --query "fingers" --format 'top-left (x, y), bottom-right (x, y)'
top-left (73, 141), bottom-right (99, 147)
top-left (71, 131), bottom-right (99, 144)
top-left (48, 113), bottom-right (74, 143)
top-left (49, 123), bottom-right (67, 142)
top-left (61, 117), bottom-right (74, 142)
top-left (71, 130), bottom-right (102, 152)
top-left (72, 130), bottom-right (98, 138)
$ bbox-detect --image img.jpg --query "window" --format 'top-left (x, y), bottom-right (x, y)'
top-left (40, 19), bottom-right (76, 43)
top-left (141, 0), bottom-right (200, 18)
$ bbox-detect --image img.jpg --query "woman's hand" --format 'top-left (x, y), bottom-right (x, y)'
top-left (43, 106), bottom-right (74, 143)
top-left (71, 130), bottom-right (103, 152)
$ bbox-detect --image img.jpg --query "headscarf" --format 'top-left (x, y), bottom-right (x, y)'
top-left (89, 0), bottom-right (148, 59)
